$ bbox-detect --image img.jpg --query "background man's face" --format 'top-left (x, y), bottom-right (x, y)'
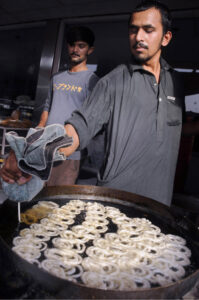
top-left (129, 8), bottom-right (165, 63)
top-left (67, 41), bottom-right (91, 65)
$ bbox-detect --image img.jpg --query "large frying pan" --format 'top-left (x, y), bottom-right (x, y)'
top-left (0, 185), bottom-right (199, 299)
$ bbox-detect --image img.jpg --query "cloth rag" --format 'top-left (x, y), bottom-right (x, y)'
top-left (1, 124), bottom-right (73, 202)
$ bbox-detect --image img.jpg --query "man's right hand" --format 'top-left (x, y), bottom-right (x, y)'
top-left (59, 124), bottom-right (80, 157)
top-left (0, 150), bottom-right (32, 185)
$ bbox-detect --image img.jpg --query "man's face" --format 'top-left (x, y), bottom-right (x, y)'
top-left (129, 8), bottom-right (171, 64)
top-left (67, 41), bottom-right (92, 65)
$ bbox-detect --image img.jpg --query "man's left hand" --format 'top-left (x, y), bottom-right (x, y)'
top-left (0, 150), bottom-right (32, 185)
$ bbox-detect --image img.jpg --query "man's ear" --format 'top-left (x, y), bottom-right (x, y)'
top-left (162, 31), bottom-right (172, 47)
top-left (88, 46), bottom-right (94, 56)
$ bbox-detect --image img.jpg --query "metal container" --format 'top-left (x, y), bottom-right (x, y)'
top-left (0, 185), bottom-right (199, 299)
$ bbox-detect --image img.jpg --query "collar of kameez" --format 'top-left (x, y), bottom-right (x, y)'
top-left (128, 57), bottom-right (173, 76)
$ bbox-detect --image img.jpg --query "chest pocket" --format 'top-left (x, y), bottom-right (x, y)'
top-left (167, 97), bottom-right (182, 126)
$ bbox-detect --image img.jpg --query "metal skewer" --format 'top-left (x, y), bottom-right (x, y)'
top-left (18, 202), bottom-right (21, 222)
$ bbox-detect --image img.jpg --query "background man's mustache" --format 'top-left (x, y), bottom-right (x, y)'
top-left (70, 52), bottom-right (80, 57)
top-left (134, 42), bottom-right (148, 49)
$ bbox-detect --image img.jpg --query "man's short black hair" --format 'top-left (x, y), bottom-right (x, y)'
top-left (66, 26), bottom-right (95, 47)
top-left (130, 0), bottom-right (172, 34)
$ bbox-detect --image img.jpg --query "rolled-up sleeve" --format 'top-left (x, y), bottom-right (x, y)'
top-left (66, 78), bottom-right (112, 149)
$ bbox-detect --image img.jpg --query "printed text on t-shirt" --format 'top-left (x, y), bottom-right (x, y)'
top-left (53, 83), bottom-right (82, 93)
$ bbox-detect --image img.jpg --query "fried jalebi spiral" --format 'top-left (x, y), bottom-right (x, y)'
top-left (44, 248), bottom-right (82, 266)
top-left (40, 259), bottom-right (83, 281)
top-left (81, 271), bottom-right (151, 290)
top-left (12, 244), bottom-right (41, 261)
top-left (40, 217), bottom-right (66, 231)
top-left (52, 237), bottom-right (86, 254)
top-left (12, 200), bottom-right (192, 291)
top-left (13, 236), bottom-right (47, 251)
top-left (82, 257), bottom-right (119, 276)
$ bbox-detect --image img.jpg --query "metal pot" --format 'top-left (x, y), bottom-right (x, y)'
top-left (0, 185), bottom-right (199, 299)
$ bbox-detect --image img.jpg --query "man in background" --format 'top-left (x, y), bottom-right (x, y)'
top-left (37, 26), bottom-right (98, 186)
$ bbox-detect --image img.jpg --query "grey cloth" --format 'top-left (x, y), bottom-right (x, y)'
top-left (44, 69), bottom-right (99, 160)
top-left (66, 58), bottom-right (184, 206)
top-left (1, 176), bottom-right (44, 203)
top-left (1, 124), bottom-right (73, 202)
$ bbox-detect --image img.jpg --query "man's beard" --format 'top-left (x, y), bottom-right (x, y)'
top-left (131, 41), bottom-right (150, 63)
top-left (131, 40), bottom-right (162, 64)
top-left (132, 54), bottom-right (152, 64)
top-left (69, 57), bottom-right (84, 66)
top-left (132, 55), bottom-right (144, 63)
top-left (68, 51), bottom-right (85, 66)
